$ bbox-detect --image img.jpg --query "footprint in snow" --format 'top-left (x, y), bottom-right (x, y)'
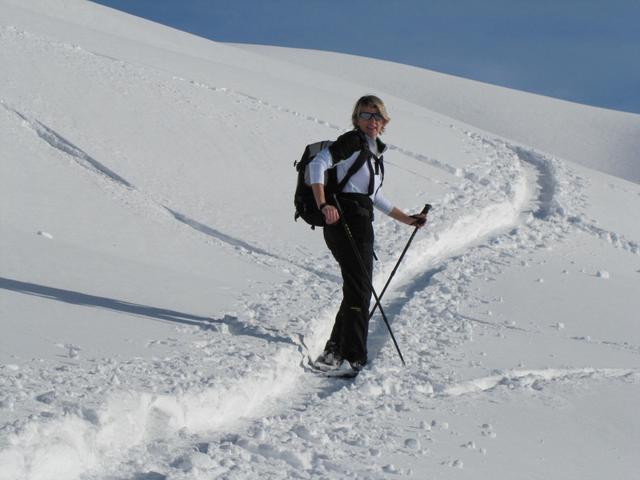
top-left (404, 438), bottom-right (420, 450)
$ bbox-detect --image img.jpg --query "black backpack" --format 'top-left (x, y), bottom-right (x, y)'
top-left (293, 132), bottom-right (378, 228)
top-left (293, 140), bottom-right (334, 228)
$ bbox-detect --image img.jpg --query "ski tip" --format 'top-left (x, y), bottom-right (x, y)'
top-left (324, 370), bottom-right (359, 379)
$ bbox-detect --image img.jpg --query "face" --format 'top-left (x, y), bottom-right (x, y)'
top-left (356, 106), bottom-right (386, 139)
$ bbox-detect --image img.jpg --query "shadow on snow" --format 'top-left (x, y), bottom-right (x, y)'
top-left (0, 277), bottom-right (297, 347)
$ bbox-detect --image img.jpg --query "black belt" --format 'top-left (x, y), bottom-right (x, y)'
top-left (335, 193), bottom-right (373, 219)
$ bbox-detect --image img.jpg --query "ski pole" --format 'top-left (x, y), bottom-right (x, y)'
top-left (332, 194), bottom-right (406, 366)
top-left (368, 203), bottom-right (431, 320)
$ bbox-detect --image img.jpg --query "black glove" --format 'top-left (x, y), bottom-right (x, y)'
top-left (410, 214), bottom-right (427, 227)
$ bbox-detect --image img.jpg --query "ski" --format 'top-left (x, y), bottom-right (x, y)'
top-left (324, 368), bottom-right (359, 379)
top-left (307, 358), bottom-right (360, 379)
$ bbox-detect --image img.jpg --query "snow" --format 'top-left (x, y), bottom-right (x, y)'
top-left (1, 1), bottom-right (639, 479)
top-left (238, 44), bottom-right (640, 184)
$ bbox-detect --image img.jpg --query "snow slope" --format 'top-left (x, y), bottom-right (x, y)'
top-left (1, 1), bottom-right (639, 479)
top-left (238, 44), bottom-right (640, 184)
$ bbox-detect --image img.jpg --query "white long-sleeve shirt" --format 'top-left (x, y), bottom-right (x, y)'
top-left (307, 135), bottom-right (393, 215)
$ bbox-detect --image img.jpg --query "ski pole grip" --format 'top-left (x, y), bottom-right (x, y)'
top-left (422, 203), bottom-right (432, 215)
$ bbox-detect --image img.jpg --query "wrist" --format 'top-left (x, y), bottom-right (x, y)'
top-left (318, 202), bottom-right (329, 211)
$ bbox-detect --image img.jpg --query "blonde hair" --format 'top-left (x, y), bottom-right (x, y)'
top-left (351, 95), bottom-right (390, 133)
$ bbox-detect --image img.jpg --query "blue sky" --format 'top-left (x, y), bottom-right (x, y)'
top-left (91, 0), bottom-right (640, 114)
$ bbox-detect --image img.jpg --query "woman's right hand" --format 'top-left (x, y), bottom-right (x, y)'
top-left (322, 204), bottom-right (340, 225)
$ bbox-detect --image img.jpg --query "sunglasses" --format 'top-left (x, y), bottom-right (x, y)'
top-left (358, 111), bottom-right (384, 122)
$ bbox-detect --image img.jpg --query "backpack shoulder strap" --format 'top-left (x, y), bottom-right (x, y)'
top-left (333, 130), bottom-right (371, 192)
top-left (336, 144), bottom-right (370, 193)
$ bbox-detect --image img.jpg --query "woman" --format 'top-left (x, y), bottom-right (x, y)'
top-left (309, 95), bottom-right (427, 374)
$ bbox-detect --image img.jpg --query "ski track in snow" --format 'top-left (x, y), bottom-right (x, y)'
top-left (437, 368), bottom-right (636, 397)
top-left (2, 24), bottom-right (639, 479)
top-left (4, 106), bottom-right (133, 189)
top-left (5, 114), bottom-right (633, 479)
top-left (203, 133), bottom-right (639, 478)
top-left (0, 100), bottom-right (337, 283)
top-left (176, 132), bottom-right (639, 477)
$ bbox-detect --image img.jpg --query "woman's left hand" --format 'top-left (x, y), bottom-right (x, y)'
top-left (389, 207), bottom-right (427, 228)
top-left (409, 213), bottom-right (427, 228)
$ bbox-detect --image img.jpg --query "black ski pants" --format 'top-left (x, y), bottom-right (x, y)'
top-left (323, 194), bottom-right (374, 365)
